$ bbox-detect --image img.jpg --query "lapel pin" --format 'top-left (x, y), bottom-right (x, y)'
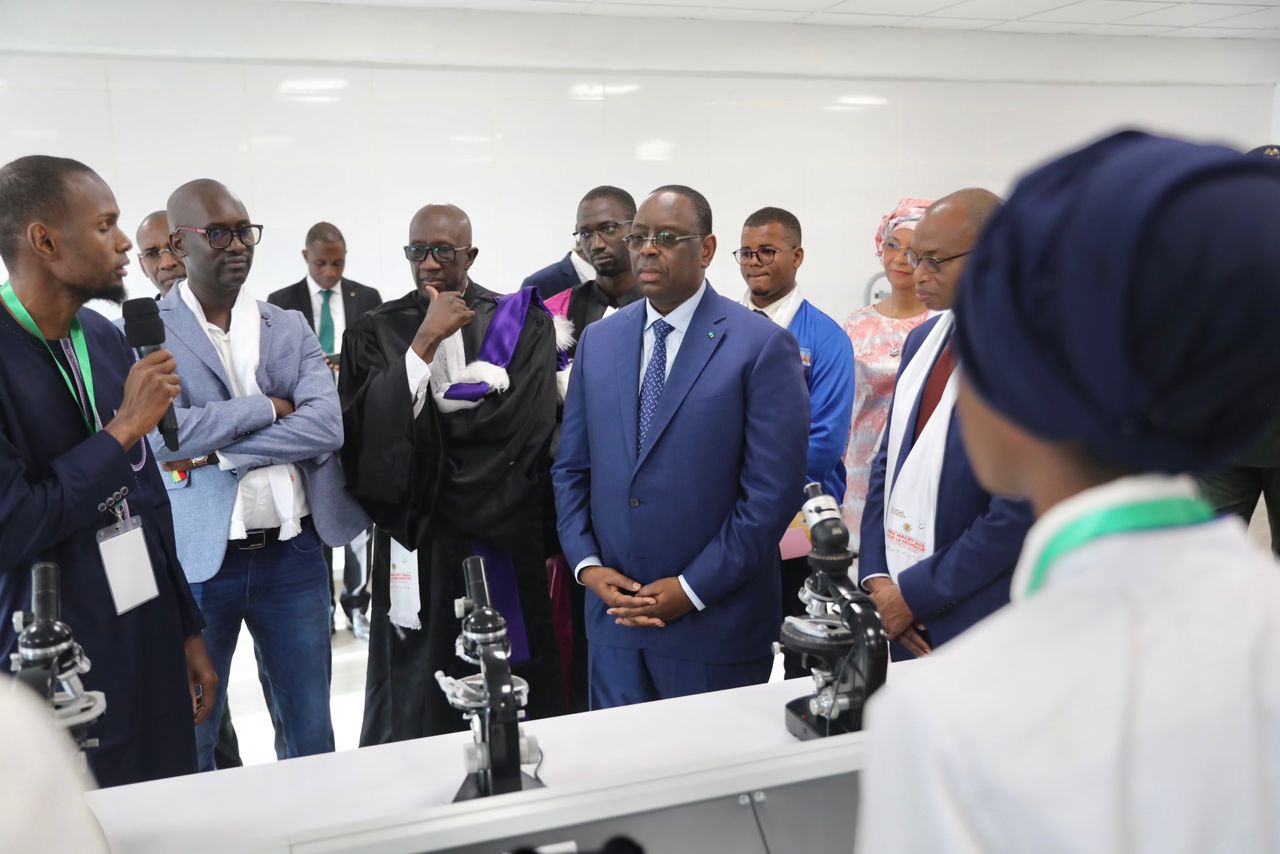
top-left (708, 331), bottom-right (716, 339)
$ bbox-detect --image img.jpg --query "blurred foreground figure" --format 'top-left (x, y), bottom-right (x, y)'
top-left (857, 132), bottom-right (1280, 854)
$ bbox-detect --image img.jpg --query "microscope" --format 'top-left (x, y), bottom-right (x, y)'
top-left (9, 561), bottom-right (107, 752)
top-left (777, 484), bottom-right (888, 740)
top-left (435, 555), bottom-right (545, 802)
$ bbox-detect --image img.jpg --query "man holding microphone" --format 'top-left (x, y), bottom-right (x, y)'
top-left (0, 155), bottom-right (216, 788)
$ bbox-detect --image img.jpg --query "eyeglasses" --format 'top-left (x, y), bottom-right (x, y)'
top-left (904, 248), bottom-right (970, 274)
top-left (403, 244), bottom-right (472, 264)
top-left (573, 221), bottom-right (631, 243)
top-left (173, 225), bottom-right (263, 250)
top-left (139, 246), bottom-right (178, 262)
top-left (882, 238), bottom-right (906, 254)
top-left (733, 246), bottom-right (795, 265)
top-left (623, 231), bottom-right (706, 251)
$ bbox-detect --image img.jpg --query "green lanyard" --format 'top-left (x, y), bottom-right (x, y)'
top-left (1, 279), bottom-right (99, 433)
top-left (1024, 496), bottom-right (1214, 597)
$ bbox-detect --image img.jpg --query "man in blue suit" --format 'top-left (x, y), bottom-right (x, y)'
top-left (153, 179), bottom-right (367, 770)
top-left (553, 185), bottom-right (809, 708)
top-left (859, 189), bottom-right (1033, 660)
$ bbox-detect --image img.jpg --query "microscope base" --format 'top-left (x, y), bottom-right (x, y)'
top-left (785, 695), bottom-right (857, 741)
top-left (452, 771), bottom-right (545, 803)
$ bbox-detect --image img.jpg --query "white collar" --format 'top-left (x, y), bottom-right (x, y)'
top-left (308, 274), bottom-right (341, 298)
top-left (569, 250), bottom-right (596, 285)
top-left (1011, 473), bottom-right (1200, 602)
top-left (178, 281), bottom-right (257, 333)
top-left (740, 285), bottom-right (803, 330)
top-left (645, 280), bottom-right (707, 334)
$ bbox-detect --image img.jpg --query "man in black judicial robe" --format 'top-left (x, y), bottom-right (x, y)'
top-left (0, 155), bottom-right (217, 787)
top-left (339, 203), bottom-right (563, 743)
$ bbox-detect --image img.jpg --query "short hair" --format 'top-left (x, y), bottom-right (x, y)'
top-left (743, 206), bottom-right (802, 244)
top-left (650, 184), bottom-right (712, 234)
top-left (0, 155), bottom-right (96, 267)
top-left (306, 221), bottom-right (345, 246)
top-left (579, 186), bottom-right (637, 219)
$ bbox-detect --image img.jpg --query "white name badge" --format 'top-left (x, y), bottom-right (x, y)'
top-left (97, 516), bottom-right (159, 616)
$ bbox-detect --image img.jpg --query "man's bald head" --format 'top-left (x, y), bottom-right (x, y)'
top-left (135, 209), bottom-right (185, 294)
top-left (911, 188), bottom-right (1003, 311)
top-left (166, 179), bottom-right (255, 295)
top-left (406, 203), bottom-right (478, 295)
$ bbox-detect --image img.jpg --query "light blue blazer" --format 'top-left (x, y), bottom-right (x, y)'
top-left (149, 287), bottom-right (368, 584)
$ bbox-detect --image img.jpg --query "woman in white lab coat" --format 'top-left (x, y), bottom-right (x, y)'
top-left (856, 132), bottom-right (1280, 854)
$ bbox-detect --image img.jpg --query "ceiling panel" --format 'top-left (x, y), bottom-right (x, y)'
top-left (262, 0), bottom-right (1280, 38)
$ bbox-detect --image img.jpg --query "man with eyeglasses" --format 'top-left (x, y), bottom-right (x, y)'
top-left (269, 222), bottom-right (382, 643)
top-left (859, 189), bottom-right (1033, 660)
top-left (542, 185), bottom-right (642, 712)
top-left (136, 210), bottom-right (185, 297)
top-left (546, 186), bottom-right (642, 357)
top-left (340, 203), bottom-right (565, 743)
top-left (553, 185), bottom-right (809, 708)
top-left (735, 206), bottom-right (853, 678)
top-left (152, 178), bottom-right (367, 771)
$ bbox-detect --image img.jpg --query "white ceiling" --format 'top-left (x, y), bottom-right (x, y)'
top-left (272, 0), bottom-right (1280, 36)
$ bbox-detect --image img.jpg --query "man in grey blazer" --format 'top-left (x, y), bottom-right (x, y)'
top-left (151, 179), bottom-right (367, 771)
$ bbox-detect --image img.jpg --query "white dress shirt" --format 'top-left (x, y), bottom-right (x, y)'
top-left (576, 282), bottom-right (708, 611)
top-left (308, 274), bottom-right (346, 347)
top-left (404, 285), bottom-right (469, 417)
top-left (179, 283), bottom-right (310, 537)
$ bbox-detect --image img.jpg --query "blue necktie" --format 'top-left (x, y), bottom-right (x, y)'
top-left (638, 319), bottom-right (674, 452)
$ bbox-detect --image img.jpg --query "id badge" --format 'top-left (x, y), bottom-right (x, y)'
top-left (97, 516), bottom-right (160, 615)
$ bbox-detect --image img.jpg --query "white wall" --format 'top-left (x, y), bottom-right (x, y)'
top-left (1, 0), bottom-right (1277, 323)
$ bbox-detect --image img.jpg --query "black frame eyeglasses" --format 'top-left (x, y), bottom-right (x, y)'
top-left (905, 248), bottom-right (970, 274)
top-left (573, 221), bottom-right (631, 243)
top-left (622, 231), bottom-right (706, 251)
top-left (733, 246), bottom-right (796, 265)
top-left (173, 225), bottom-right (263, 250)
top-left (403, 244), bottom-right (472, 264)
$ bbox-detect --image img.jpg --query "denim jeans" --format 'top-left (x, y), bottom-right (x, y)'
top-left (191, 522), bottom-right (334, 770)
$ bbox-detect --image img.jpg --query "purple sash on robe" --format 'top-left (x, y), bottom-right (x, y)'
top-left (442, 287), bottom-right (568, 402)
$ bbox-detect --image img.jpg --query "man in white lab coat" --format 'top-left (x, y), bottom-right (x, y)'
top-left (856, 132), bottom-right (1280, 853)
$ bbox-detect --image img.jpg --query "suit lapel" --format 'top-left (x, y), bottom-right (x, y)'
top-left (615, 303), bottom-right (644, 467)
top-left (294, 279), bottom-right (315, 328)
top-left (341, 278), bottom-right (359, 322)
top-left (635, 289), bottom-right (725, 471)
top-left (159, 289), bottom-right (234, 397)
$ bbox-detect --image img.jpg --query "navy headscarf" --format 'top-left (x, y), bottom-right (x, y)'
top-left (954, 131), bottom-right (1280, 473)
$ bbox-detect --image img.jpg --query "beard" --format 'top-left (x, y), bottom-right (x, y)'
top-left (591, 254), bottom-right (629, 277)
top-left (67, 280), bottom-right (127, 306)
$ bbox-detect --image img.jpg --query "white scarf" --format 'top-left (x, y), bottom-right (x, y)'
top-left (181, 284), bottom-right (308, 541)
top-left (882, 311), bottom-right (957, 580)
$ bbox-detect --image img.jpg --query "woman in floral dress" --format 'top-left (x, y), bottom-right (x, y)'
top-left (841, 198), bottom-right (934, 546)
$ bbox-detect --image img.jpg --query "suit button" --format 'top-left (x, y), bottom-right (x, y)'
top-left (628, 498), bottom-right (640, 508)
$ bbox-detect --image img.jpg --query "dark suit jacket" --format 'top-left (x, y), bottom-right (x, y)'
top-left (267, 278), bottom-right (383, 339)
top-left (522, 252), bottom-right (580, 301)
top-left (552, 285), bottom-right (810, 666)
top-left (859, 314), bottom-right (1033, 656)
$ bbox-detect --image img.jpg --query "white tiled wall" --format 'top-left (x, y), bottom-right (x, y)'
top-left (0, 8), bottom-right (1275, 325)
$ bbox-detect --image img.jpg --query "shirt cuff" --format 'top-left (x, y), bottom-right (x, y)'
top-left (404, 347), bottom-right (433, 417)
top-left (860, 572), bottom-right (891, 592)
top-left (266, 395), bottom-right (278, 424)
top-left (574, 555), bottom-right (602, 584)
top-left (679, 574), bottom-right (706, 611)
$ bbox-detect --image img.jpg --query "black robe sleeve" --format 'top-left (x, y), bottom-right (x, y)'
top-left (338, 307), bottom-right (442, 547)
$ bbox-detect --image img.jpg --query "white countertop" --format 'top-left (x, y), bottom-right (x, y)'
top-left (88, 677), bottom-right (825, 853)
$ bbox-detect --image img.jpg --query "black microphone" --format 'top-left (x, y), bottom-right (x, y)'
top-left (122, 297), bottom-right (180, 451)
